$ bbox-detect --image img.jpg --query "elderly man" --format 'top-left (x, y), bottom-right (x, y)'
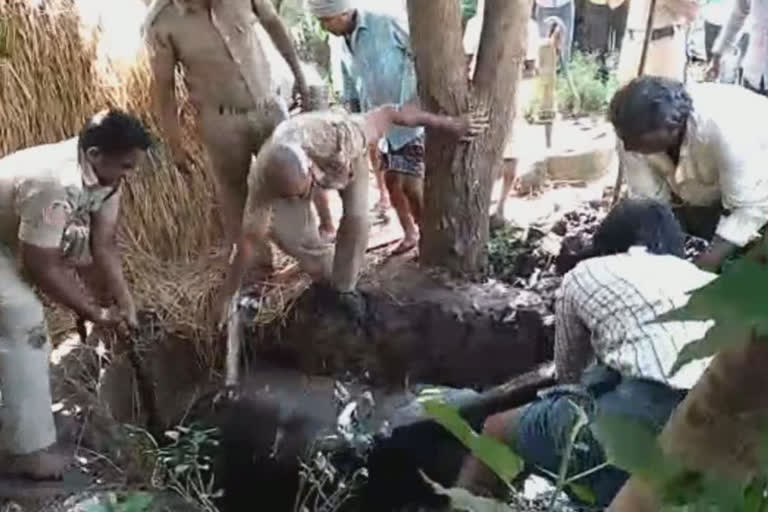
top-left (143, 0), bottom-right (319, 249)
top-left (215, 103), bottom-right (488, 321)
top-left (456, 199), bottom-right (715, 507)
top-left (0, 110), bottom-right (151, 480)
top-left (309, 0), bottom-right (425, 255)
top-left (609, 76), bottom-right (768, 272)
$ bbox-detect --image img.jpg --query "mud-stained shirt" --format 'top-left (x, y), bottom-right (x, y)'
top-left (143, 0), bottom-right (275, 109)
top-left (252, 110), bottom-right (369, 195)
top-left (0, 138), bottom-right (119, 260)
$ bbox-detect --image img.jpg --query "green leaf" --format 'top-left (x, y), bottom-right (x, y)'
top-left (669, 323), bottom-right (750, 376)
top-left (568, 482), bottom-right (596, 505)
top-left (423, 400), bottom-right (523, 483)
top-left (590, 414), bottom-right (677, 483)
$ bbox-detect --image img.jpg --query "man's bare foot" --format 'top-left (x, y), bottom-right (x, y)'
top-left (319, 225), bottom-right (336, 243)
top-left (392, 237), bottom-right (418, 256)
top-left (2, 446), bottom-right (69, 481)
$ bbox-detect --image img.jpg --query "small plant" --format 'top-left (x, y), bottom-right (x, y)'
top-left (85, 492), bottom-right (154, 512)
top-left (556, 51), bottom-right (618, 116)
top-left (153, 423), bottom-right (223, 511)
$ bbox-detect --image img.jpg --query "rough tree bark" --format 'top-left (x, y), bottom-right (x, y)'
top-left (407, 0), bottom-right (530, 277)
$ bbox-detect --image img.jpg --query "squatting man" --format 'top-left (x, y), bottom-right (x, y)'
top-left (0, 110), bottom-right (151, 481)
top-left (215, 103), bottom-right (489, 324)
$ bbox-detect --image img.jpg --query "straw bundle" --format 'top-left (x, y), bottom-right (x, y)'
top-left (0, 0), bottom-right (235, 355)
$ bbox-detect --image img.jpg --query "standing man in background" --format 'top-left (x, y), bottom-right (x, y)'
top-left (708, 0), bottom-right (768, 95)
top-left (310, 0), bottom-right (425, 255)
top-left (535, 0), bottom-right (575, 62)
top-left (612, 0), bottom-right (698, 84)
top-left (143, 0), bottom-right (318, 250)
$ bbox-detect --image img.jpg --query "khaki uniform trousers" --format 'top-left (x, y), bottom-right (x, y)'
top-left (617, 29), bottom-right (688, 85)
top-left (268, 155), bottom-right (370, 292)
top-left (200, 97), bottom-right (289, 234)
top-left (0, 246), bottom-right (56, 455)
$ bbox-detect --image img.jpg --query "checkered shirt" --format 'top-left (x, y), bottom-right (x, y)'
top-left (555, 247), bottom-right (717, 389)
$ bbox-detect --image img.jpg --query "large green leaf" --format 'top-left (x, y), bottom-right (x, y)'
top-left (423, 400), bottom-right (523, 483)
top-left (655, 249), bottom-right (768, 373)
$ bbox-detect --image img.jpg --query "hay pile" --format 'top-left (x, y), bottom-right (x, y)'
top-left (0, 0), bottom-right (236, 360)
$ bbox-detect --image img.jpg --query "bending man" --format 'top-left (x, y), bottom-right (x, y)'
top-left (215, 104), bottom-right (488, 320)
top-left (0, 111), bottom-right (151, 480)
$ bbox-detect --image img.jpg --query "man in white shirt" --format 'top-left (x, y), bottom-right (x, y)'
top-left (709, 0), bottom-right (768, 94)
top-left (455, 199), bottom-right (715, 507)
top-left (609, 76), bottom-right (768, 272)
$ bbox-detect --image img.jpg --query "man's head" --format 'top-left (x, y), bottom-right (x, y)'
top-left (78, 109), bottom-right (152, 187)
top-left (308, 0), bottom-right (356, 36)
top-left (608, 76), bottom-right (693, 154)
top-left (592, 199), bottom-right (686, 258)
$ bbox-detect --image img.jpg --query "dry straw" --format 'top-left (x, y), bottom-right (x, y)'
top-left (0, 0), bottom-right (298, 364)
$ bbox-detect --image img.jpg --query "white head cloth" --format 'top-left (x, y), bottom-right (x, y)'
top-left (307, 0), bottom-right (353, 18)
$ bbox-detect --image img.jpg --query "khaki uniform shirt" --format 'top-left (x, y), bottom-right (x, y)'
top-left (143, 0), bottom-right (275, 109)
top-left (0, 138), bottom-right (119, 263)
top-left (624, 83), bottom-right (768, 247)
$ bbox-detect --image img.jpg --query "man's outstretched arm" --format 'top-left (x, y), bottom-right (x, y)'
top-left (362, 103), bottom-right (489, 144)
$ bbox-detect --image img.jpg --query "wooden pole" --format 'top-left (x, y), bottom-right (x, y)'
top-left (611, 0), bottom-right (658, 207)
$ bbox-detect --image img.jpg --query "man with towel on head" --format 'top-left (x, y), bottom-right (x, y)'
top-left (143, 0), bottom-right (335, 249)
top-left (309, 0), bottom-right (426, 256)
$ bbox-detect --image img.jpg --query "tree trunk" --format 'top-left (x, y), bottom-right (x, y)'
top-left (407, 0), bottom-right (530, 277)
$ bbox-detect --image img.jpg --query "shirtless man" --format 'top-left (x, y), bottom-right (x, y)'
top-left (215, 104), bottom-right (488, 321)
top-left (143, 0), bottom-right (325, 248)
top-left (0, 110), bottom-right (150, 480)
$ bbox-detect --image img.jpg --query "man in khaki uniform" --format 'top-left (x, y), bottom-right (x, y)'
top-left (0, 110), bottom-right (151, 480)
top-left (143, 0), bottom-right (318, 249)
top-left (215, 103), bottom-right (489, 321)
top-left (612, 0), bottom-right (698, 84)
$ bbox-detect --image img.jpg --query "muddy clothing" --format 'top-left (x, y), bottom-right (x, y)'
top-left (624, 83), bottom-right (768, 247)
top-left (245, 111), bottom-right (370, 292)
top-left (555, 247), bottom-right (715, 388)
top-left (0, 138), bottom-right (118, 455)
top-left (144, 0), bottom-right (289, 209)
top-left (614, 0), bottom-right (697, 83)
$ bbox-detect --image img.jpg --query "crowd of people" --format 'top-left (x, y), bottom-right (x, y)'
top-left (1, 1), bottom-right (767, 510)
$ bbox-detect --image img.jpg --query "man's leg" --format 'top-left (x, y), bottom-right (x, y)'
top-left (492, 158), bottom-right (518, 226)
top-left (386, 172), bottom-right (418, 255)
top-left (369, 145), bottom-right (390, 211)
top-left (0, 251), bottom-right (63, 480)
top-left (201, 114), bottom-right (253, 250)
top-left (387, 138), bottom-right (425, 255)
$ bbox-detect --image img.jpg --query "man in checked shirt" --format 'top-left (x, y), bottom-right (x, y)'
top-left (455, 199), bottom-right (716, 508)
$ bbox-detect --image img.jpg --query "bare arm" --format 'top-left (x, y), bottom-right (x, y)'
top-left (21, 245), bottom-right (101, 322)
top-left (362, 104), bottom-right (486, 144)
top-left (712, 0), bottom-right (750, 58)
top-left (90, 189), bottom-right (136, 323)
top-left (252, 0), bottom-right (309, 102)
top-left (147, 27), bottom-right (183, 162)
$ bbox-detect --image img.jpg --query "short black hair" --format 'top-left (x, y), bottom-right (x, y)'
top-left (591, 199), bottom-right (685, 258)
top-left (78, 109), bottom-right (152, 156)
top-left (608, 76), bottom-right (693, 141)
